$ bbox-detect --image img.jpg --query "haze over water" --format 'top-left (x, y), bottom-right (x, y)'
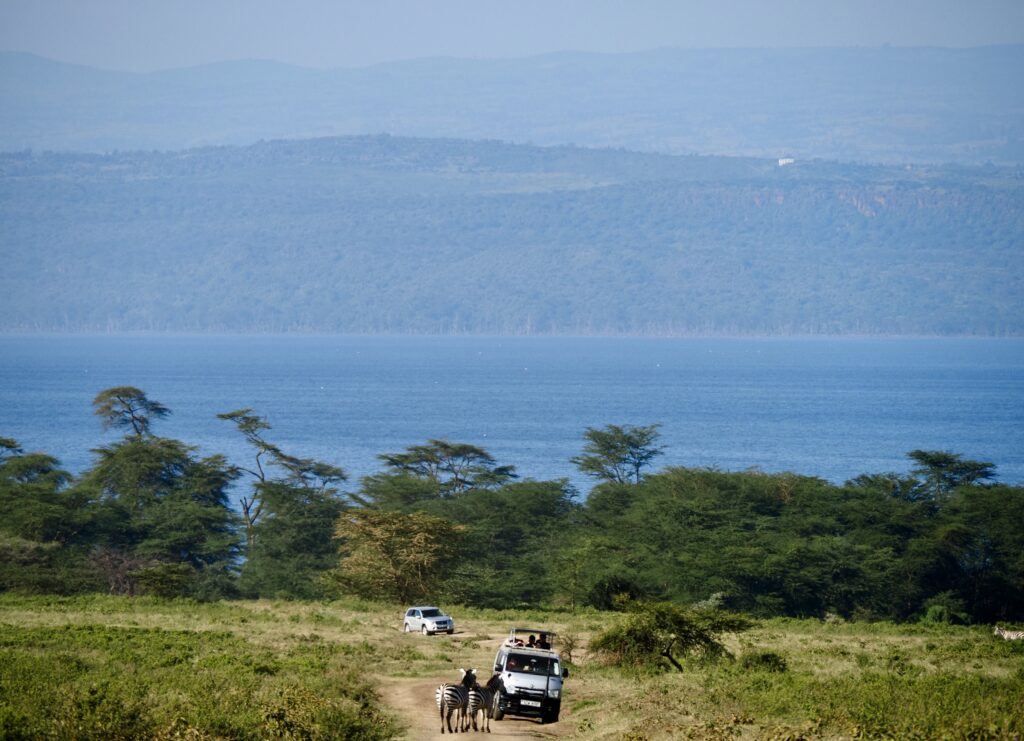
top-left (1, 335), bottom-right (1021, 494)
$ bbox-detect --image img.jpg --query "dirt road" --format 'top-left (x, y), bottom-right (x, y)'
top-left (380, 677), bottom-right (574, 740)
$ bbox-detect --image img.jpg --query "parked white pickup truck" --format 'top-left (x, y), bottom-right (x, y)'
top-left (491, 627), bottom-right (569, 724)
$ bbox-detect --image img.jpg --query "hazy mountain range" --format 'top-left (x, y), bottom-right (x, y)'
top-left (2, 46), bottom-right (1023, 164)
top-left (2, 136), bottom-right (1020, 335)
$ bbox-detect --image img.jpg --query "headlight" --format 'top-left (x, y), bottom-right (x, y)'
top-left (547, 689), bottom-right (560, 698)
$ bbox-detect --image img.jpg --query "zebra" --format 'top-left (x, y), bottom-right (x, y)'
top-left (994, 625), bottom-right (1024, 640)
top-left (467, 673), bottom-right (501, 733)
top-left (436, 667), bottom-right (476, 733)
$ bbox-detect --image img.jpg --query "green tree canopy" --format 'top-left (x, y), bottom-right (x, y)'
top-left (218, 408), bottom-right (347, 541)
top-left (589, 601), bottom-right (754, 671)
top-left (0, 439), bottom-right (101, 594)
top-left (329, 509), bottom-right (464, 603)
top-left (218, 407), bottom-right (349, 598)
top-left (92, 387), bottom-right (170, 436)
top-left (76, 391), bottom-right (241, 598)
top-left (377, 439), bottom-right (516, 495)
top-left (907, 450), bottom-right (996, 502)
top-left (571, 424), bottom-right (664, 485)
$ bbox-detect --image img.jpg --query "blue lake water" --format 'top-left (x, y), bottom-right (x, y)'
top-left (1, 335), bottom-right (1022, 493)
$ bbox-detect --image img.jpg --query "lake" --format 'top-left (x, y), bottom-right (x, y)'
top-left (1, 335), bottom-right (1022, 493)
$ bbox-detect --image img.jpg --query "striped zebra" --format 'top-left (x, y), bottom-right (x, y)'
top-left (994, 625), bottom-right (1024, 640)
top-left (467, 673), bottom-right (501, 733)
top-left (436, 668), bottom-right (476, 733)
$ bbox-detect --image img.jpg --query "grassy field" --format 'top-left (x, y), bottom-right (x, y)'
top-left (1, 594), bottom-right (1022, 739)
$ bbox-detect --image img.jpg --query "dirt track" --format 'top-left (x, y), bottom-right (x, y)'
top-left (380, 676), bottom-right (573, 740)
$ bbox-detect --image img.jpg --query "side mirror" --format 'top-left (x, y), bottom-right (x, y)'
top-left (494, 664), bottom-right (502, 673)
top-left (562, 668), bottom-right (569, 679)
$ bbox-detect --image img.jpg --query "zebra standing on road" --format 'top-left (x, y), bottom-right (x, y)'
top-left (994, 625), bottom-right (1024, 640)
top-left (436, 667), bottom-right (476, 733)
top-left (467, 672), bottom-right (500, 733)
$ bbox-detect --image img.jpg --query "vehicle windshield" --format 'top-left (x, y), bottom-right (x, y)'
top-left (421, 609), bottom-right (443, 618)
top-left (506, 653), bottom-right (560, 676)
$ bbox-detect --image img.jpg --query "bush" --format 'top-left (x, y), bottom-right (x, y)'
top-left (739, 651), bottom-right (788, 673)
top-left (589, 601), bottom-right (754, 671)
top-left (919, 592), bottom-right (969, 625)
top-left (586, 575), bottom-right (645, 611)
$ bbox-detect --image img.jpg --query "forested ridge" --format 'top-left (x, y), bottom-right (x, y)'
top-left (3, 388), bottom-right (1022, 625)
top-left (2, 136), bottom-right (1021, 335)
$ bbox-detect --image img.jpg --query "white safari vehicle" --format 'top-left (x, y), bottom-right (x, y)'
top-left (491, 627), bottom-right (569, 724)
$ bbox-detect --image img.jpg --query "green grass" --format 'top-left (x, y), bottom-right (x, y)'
top-left (1, 594), bottom-right (1022, 739)
top-left (0, 599), bottom-right (399, 740)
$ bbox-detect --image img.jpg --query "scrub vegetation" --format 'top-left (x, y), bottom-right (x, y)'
top-left (1, 595), bottom-right (1021, 739)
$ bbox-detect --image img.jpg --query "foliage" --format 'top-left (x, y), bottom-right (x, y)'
top-left (239, 480), bottom-right (346, 600)
top-left (218, 407), bottom-right (349, 599)
top-left (589, 601), bottom-right (754, 671)
top-left (3, 389), bottom-right (1024, 624)
top-left (0, 619), bottom-right (397, 740)
top-left (329, 509), bottom-right (465, 603)
top-left (739, 650), bottom-right (788, 672)
top-left (571, 423), bottom-right (664, 485)
top-left (70, 389), bottom-right (243, 598)
top-left (76, 436), bottom-right (241, 588)
top-left (3, 595), bottom-right (1021, 740)
top-left (420, 479), bottom-right (578, 607)
top-left (92, 387), bottom-right (170, 436)
top-left (576, 464), bottom-right (1024, 623)
top-left (376, 439), bottom-right (516, 495)
top-left (907, 449), bottom-right (997, 502)
top-left (586, 575), bottom-right (646, 611)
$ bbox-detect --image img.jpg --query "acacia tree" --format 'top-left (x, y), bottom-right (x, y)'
top-left (589, 601), bottom-right (753, 671)
top-left (219, 408), bottom-right (348, 598)
top-left (377, 439), bottom-right (517, 495)
top-left (93, 386), bottom-right (170, 436)
top-left (571, 424), bottom-right (664, 485)
top-left (217, 408), bottom-right (282, 550)
top-left (907, 450), bottom-right (996, 503)
top-left (329, 509), bottom-right (464, 603)
top-left (78, 388), bottom-right (241, 597)
top-left (218, 408), bottom-right (347, 551)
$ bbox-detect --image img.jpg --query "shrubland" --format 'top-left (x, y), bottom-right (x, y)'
top-left (1, 594), bottom-right (1021, 739)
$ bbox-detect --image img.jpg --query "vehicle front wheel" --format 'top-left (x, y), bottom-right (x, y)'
top-left (492, 693), bottom-right (505, 721)
top-left (541, 700), bottom-right (561, 724)
top-left (447, 629), bottom-right (454, 634)
top-left (422, 625), bottom-right (429, 635)
top-left (403, 623), bottom-right (411, 633)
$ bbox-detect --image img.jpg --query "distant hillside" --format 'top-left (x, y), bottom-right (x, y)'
top-left (1, 136), bottom-right (1020, 335)
top-left (1, 46), bottom-right (1023, 164)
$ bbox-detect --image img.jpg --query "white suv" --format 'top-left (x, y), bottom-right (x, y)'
top-left (403, 606), bottom-right (455, 635)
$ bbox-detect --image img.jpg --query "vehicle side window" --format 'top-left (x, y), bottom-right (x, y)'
top-left (406, 609), bottom-right (414, 617)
